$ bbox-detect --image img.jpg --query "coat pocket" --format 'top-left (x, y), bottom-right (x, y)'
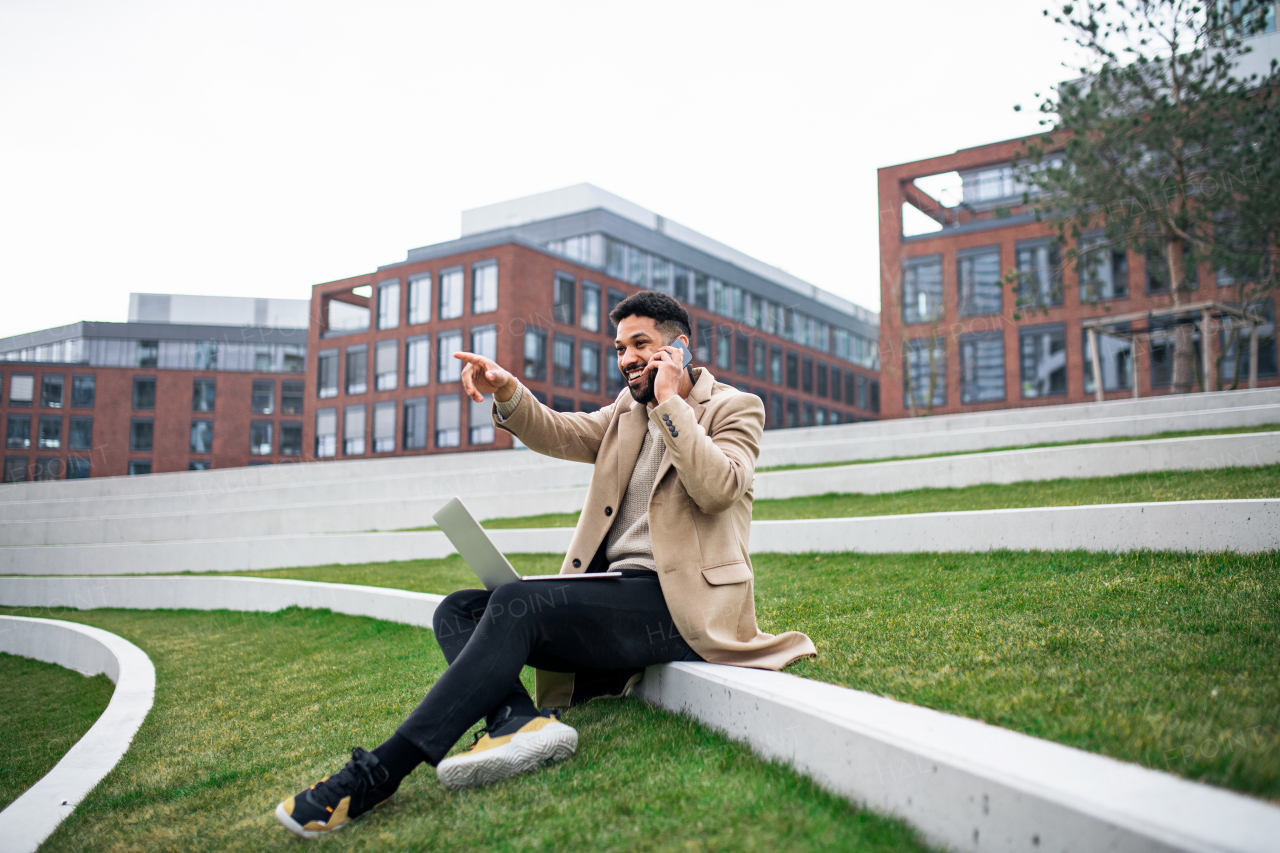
top-left (700, 562), bottom-right (753, 586)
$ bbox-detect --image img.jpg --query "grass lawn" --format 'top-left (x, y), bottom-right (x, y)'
top-left (0, 652), bottom-right (114, 811)
top-left (214, 549), bottom-right (1280, 803)
top-left (0, 606), bottom-right (932, 853)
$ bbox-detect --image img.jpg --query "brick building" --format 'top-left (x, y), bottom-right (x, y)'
top-left (303, 185), bottom-right (881, 461)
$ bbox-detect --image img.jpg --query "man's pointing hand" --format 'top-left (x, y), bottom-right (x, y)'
top-left (455, 351), bottom-right (518, 403)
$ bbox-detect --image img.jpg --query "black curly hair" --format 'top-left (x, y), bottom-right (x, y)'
top-left (607, 290), bottom-right (692, 342)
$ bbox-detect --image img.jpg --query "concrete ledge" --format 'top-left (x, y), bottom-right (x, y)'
top-left (0, 616), bottom-right (156, 853)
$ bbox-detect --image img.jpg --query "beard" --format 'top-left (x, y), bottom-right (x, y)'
top-left (625, 362), bottom-right (657, 405)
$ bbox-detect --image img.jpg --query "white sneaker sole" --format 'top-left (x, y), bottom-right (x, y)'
top-left (436, 721), bottom-right (578, 790)
top-left (275, 801), bottom-right (342, 839)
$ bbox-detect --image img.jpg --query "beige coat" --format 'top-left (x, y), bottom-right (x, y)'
top-left (494, 367), bottom-right (816, 689)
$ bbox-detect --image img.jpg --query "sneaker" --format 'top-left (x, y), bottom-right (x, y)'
top-left (436, 707), bottom-right (578, 790)
top-left (275, 747), bottom-right (397, 838)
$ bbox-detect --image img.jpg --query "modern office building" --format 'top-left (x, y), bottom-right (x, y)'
top-left (0, 295), bottom-right (311, 481)
top-left (303, 184), bottom-right (881, 461)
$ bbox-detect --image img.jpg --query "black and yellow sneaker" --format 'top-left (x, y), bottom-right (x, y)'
top-left (275, 747), bottom-right (397, 838)
top-left (436, 707), bottom-right (578, 790)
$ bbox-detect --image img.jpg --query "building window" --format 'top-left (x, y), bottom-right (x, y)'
top-left (377, 278), bottom-right (401, 330)
top-left (905, 339), bottom-right (947, 409)
top-left (189, 460), bottom-right (211, 472)
top-left (280, 422), bottom-right (302, 456)
top-left (769, 347), bottom-right (782, 385)
top-left (471, 325), bottom-right (497, 362)
top-left (752, 340), bottom-right (767, 379)
top-left (552, 396), bottom-right (574, 412)
top-left (132, 377), bottom-right (156, 410)
top-left (67, 457), bottom-right (91, 479)
top-left (191, 420), bottom-right (214, 454)
top-left (6, 414), bottom-right (31, 449)
top-left (69, 416), bottom-right (93, 451)
top-left (469, 395), bottom-right (494, 445)
top-left (581, 282), bottom-right (601, 333)
top-left (816, 407), bottom-right (828, 426)
top-left (1020, 324), bottom-right (1068, 398)
top-left (552, 274), bottom-right (576, 325)
top-left (136, 340), bottom-right (158, 368)
top-left (958, 247), bottom-right (1002, 317)
top-left (765, 393), bottom-right (781, 429)
top-left (696, 320), bottom-right (713, 364)
top-left (281, 381), bottom-right (304, 415)
top-left (345, 346), bottom-right (368, 395)
top-left (1219, 299), bottom-right (1277, 382)
top-left (130, 418), bottom-right (154, 452)
top-left (471, 262), bottom-right (498, 314)
top-left (855, 375), bottom-right (868, 409)
top-left (249, 421), bottom-right (272, 455)
top-left (1083, 327), bottom-right (1134, 393)
top-left (734, 334), bottom-right (750, 375)
top-left (606, 357), bottom-right (625, 396)
top-left (36, 416), bottom-right (61, 449)
top-left (373, 401), bottom-right (396, 453)
top-left (438, 330), bottom-right (463, 382)
top-left (192, 378), bottom-right (216, 412)
top-left (375, 340), bottom-right (398, 391)
top-left (960, 332), bottom-right (1006, 403)
top-left (71, 375), bottom-right (95, 408)
top-left (802, 403), bottom-right (814, 427)
top-left (785, 352), bottom-right (798, 388)
top-left (801, 357), bottom-right (814, 393)
top-left (435, 394), bottom-right (461, 447)
top-left (524, 327), bottom-right (547, 382)
top-left (606, 289), bottom-right (625, 336)
top-left (580, 342), bottom-right (601, 393)
top-left (1145, 240), bottom-right (1198, 294)
top-left (553, 335), bottom-right (575, 387)
top-left (315, 408), bottom-right (337, 458)
top-left (716, 326), bottom-right (732, 370)
top-left (870, 380), bottom-right (880, 412)
top-left (1016, 240), bottom-right (1064, 308)
top-left (406, 335), bottom-right (430, 387)
top-left (8, 374), bottom-right (34, 407)
top-left (830, 367), bottom-right (842, 402)
top-left (317, 349), bottom-right (338, 398)
top-left (816, 362), bottom-right (828, 397)
top-left (786, 399), bottom-right (799, 428)
top-left (408, 273), bottom-right (431, 324)
top-left (1079, 233), bottom-right (1129, 301)
top-left (440, 268), bottom-right (465, 319)
top-left (40, 374), bottom-right (64, 408)
top-left (343, 405), bottom-right (365, 455)
top-left (251, 379), bottom-right (275, 414)
top-left (403, 397), bottom-right (428, 450)
top-left (128, 460), bottom-right (151, 476)
top-left (902, 255), bottom-right (944, 324)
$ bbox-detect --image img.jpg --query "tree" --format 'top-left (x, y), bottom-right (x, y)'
top-left (1016, 0), bottom-right (1279, 393)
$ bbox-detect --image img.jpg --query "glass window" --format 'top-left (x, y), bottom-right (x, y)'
top-left (752, 340), bottom-right (766, 378)
top-left (770, 346), bottom-right (782, 385)
top-left (801, 357), bottom-right (814, 393)
top-left (1020, 324), bottom-right (1068, 398)
top-left (902, 255), bottom-right (944, 324)
top-left (554, 274), bottom-right (576, 325)
top-left (606, 356), bottom-right (625, 396)
top-left (435, 394), bottom-right (461, 447)
top-left (130, 418), bottom-right (154, 452)
top-left (960, 332), bottom-right (1006, 403)
top-left (716, 326), bottom-right (732, 370)
top-left (695, 320), bottom-right (713, 363)
top-left (373, 401), bottom-right (396, 453)
top-left (693, 273), bottom-right (709, 309)
top-left (377, 279), bottom-right (401, 329)
top-left (673, 266), bottom-right (690, 302)
top-left (67, 457), bottom-right (91, 479)
top-left (132, 377), bottom-right (156, 410)
top-left (553, 335), bottom-right (575, 387)
top-left (440, 268), bottom-right (464, 319)
top-left (870, 380), bottom-right (880, 413)
top-left (958, 247), bottom-right (1002, 316)
top-left (469, 395), bottom-right (494, 445)
top-left (8, 374), bottom-right (34, 406)
top-left (471, 325), bottom-right (497, 362)
top-left (1083, 327), bottom-right (1134, 393)
top-left (406, 335), bottom-right (430, 387)
top-left (785, 352), bottom-right (798, 388)
top-left (6, 414), bottom-right (31, 449)
top-left (40, 374), bottom-right (64, 408)
top-left (35, 417), bottom-right (58, 450)
top-left (375, 340), bottom-right (398, 391)
top-left (1079, 233), bottom-right (1129, 301)
top-left (345, 346), bottom-right (368, 395)
top-left (438, 330), bottom-right (463, 382)
top-left (281, 381), bottom-right (304, 415)
top-left (136, 340), bottom-right (158, 367)
top-left (830, 367), bottom-right (842, 402)
top-left (905, 339), bottom-right (946, 409)
top-left (1220, 299), bottom-right (1277, 382)
top-left (735, 334), bottom-right (750, 375)
top-left (193, 378), bottom-right (216, 412)
top-left (251, 379), bottom-right (275, 414)
top-left (315, 408), bottom-right (337, 458)
top-left (1016, 240), bottom-right (1064, 307)
top-left (473, 262), bottom-right (498, 314)
top-left (786, 399), bottom-right (799, 428)
top-left (650, 259), bottom-right (670, 296)
top-left (343, 405), bottom-right (365, 455)
top-left (280, 422), bottom-right (302, 456)
top-left (188, 460), bottom-right (211, 471)
top-left (317, 349), bottom-right (339, 398)
top-left (408, 273), bottom-right (431, 324)
top-left (1145, 240), bottom-right (1198, 294)
top-left (191, 420), bottom-right (213, 454)
top-left (815, 362), bottom-right (828, 397)
top-left (128, 460), bottom-right (151, 476)
top-left (552, 395), bottom-right (575, 412)
top-left (523, 327), bottom-right (547, 382)
top-left (855, 374), bottom-right (867, 409)
top-left (580, 342), bottom-right (601, 393)
top-left (581, 282), bottom-right (601, 333)
top-left (69, 416), bottom-right (93, 451)
top-left (816, 407), bottom-right (827, 426)
top-left (403, 397), bottom-right (428, 449)
top-left (71, 375), bottom-right (95, 408)
top-left (606, 289), bottom-right (625, 336)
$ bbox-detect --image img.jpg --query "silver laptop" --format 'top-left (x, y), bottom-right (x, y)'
top-left (432, 497), bottom-right (621, 589)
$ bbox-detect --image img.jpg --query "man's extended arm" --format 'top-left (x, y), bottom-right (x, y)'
top-left (647, 391), bottom-right (763, 514)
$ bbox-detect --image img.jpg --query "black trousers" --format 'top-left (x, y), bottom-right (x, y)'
top-left (397, 570), bottom-right (701, 765)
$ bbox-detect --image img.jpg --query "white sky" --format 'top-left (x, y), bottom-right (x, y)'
top-left (0, 0), bottom-right (1078, 339)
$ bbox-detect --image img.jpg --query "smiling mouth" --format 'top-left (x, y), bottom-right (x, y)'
top-left (625, 365), bottom-right (646, 385)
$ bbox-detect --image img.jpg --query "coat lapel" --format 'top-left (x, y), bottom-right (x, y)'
top-left (615, 398), bottom-right (649, 505)
top-left (650, 368), bottom-right (714, 496)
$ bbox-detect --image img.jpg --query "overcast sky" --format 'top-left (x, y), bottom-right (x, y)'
top-left (0, 0), bottom-right (1080, 339)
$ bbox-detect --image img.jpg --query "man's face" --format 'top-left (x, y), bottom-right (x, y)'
top-left (615, 315), bottom-right (680, 405)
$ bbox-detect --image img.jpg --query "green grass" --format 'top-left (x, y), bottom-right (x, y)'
top-left (0, 652), bottom-right (115, 811)
top-left (0, 607), bottom-right (932, 853)
top-left (757, 423), bottom-right (1280, 472)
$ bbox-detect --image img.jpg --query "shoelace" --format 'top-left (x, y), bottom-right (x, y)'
top-left (467, 705), bottom-right (516, 749)
top-left (306, 748), bottom-right (383, 810)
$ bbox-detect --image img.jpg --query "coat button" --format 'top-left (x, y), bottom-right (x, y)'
top-left (572, 558), bottom-right (581, 568)
top-left (604, 506), bottom-right (613, 516)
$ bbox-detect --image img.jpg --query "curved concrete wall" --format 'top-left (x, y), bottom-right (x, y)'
top-left (0, 616), bottom-right (155, 853)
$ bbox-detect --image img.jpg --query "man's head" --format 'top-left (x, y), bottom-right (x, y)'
top-left (609, 290), bottom-right (693, 405)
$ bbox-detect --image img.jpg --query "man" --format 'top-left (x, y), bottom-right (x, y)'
top-left (275, 290), bottom-right (815, 838)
